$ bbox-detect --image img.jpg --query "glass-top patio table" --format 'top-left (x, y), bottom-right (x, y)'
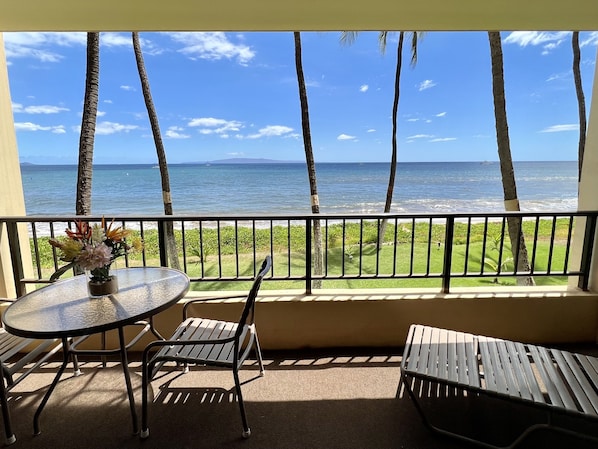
top-left (2, 267), bottom-right (190, 436)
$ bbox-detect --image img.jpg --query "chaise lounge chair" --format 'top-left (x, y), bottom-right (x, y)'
top-left (400, 324), bottom-right (598, 448)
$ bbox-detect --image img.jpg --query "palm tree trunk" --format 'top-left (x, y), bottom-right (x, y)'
top-left (76, 32), bottom-right (99, 216)
top-left (132, 32), bottom-right (180, 270)
top-left (378, 31), bottom-right (404, 251)
top-left (572, 31), bottom-right (586, 183)
top-left (488, 31), bottom-right (534, 286)
top-left (294, 31), bottom-right (323, 289)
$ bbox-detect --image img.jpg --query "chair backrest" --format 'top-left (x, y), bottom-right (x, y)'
top-left (234, 256), bottom-right (272, 339)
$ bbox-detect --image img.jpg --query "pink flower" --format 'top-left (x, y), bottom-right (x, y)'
top-left (77, 243), bottom-right (113, 271)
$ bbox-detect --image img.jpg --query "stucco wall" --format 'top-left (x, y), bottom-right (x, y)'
top-left (50, 287), bottom-right (598, 352)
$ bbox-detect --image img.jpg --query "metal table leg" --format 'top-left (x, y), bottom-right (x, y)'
top-left (118, 327), bottom-right (139, 434)
top-left (33, 337), bottom-right (70, 435)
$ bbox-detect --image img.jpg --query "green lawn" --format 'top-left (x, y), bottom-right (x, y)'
top-left (34, 217), bottom-right (575, 291)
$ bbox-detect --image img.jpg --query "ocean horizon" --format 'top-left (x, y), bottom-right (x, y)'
top-left (20, 161), bottom-right (579, 216)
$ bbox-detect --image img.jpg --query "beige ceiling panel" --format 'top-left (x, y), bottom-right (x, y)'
top-left (0, 0), bottom-right (596, 32)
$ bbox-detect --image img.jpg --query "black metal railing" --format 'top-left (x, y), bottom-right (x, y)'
top-left (3, 211), bottom-right (597, 296)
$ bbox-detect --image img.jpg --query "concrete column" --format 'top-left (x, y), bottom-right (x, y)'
top-left (569, 46), bottom-right (598, 293)
top-left (0, 33), bottom-right (33, 298)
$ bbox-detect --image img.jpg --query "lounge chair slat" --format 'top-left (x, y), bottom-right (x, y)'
top-left (496, 339), bottom-right (528, 398)
top-left (428, 327), bottom-right (440, 378)
top-left (555, 350), bottom-right (598, 415)
top-left (481, 337), bottom-right (508, 393)
top-left (437, 328), bottom-right (449, 381)
top-left (493, 339), bottom-right (518, 395)
top-left (478, 337), bottom-right (497, 391)
top-left (488, 339), bottom-right (509, 394)
top-left (513, 341), bottom-right (545, 402)
top-left (464, 333), bottom-right (480, 388)
top-left (575, 354), bottom-right (598, 413)
top-left (456, 331), bottom-right (468, 385)
top-left (536, 346), bottom-right (576, 409)
top-left (528, 344), bottom-right (564, 407)
top-left (447, 330), bottom-right (458, 383)
top-left (417, 326), bottom-right (434, 376)
top-left (405, 324), bottom-right (424, 373)
top-left (586, 354), bottom-right (598, 376)
top-left (400, 324), bottom-right (415, 371)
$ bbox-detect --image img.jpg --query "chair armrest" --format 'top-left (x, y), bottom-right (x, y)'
top-left (182, 295), bottom-right (247, 319)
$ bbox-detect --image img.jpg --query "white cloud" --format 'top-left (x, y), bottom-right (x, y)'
top-left (247, 125), bottom-right (295, 139)
top-left (360, 84), bottom-right (369, 93)
top-left (12, 103), bottom-right (69, 114)
top-left (429, 137), bottom-right (457, 142)
top-left (101, 33), bottom-right (132, 47)
top-left (581, 32), bottom-right (598, 47)
top-left (14, 122), bottom-right (66, 133)
top-left (120, 85), bottom-right (135, 91)
top-left (407, 118), bottom-right (420, 122)
top-left (165, 126), bottom-right (191, 139)
top-left (539, 124), bottom-right (579, 133)
top-left (546, 72), bottom-right (569, 82)
top-left (503, 31), bottom-right (569, 54)
top-left (3, 32), bottom-right (86, 62)
top-left (504, 31), bottom-right (569, 47)
top-left (436, 112), bottom-right (447, 117)
top-left (188, 117), bottom-right (243, 135)
top-left (418, 80), bottom-right (436, 91)
top-left (367, 129), bottom-right (376, 133)
top-left (168, 32), bottom-right (255, 65)
top-left (337, 134), bottom-right (357, 141)
top-left (95, 121), bottom-right (139, 135)
top-left (407, 134), bottom-right (434, 139)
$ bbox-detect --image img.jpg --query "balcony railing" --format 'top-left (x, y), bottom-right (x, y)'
top-left (3, 211), bottom-right (597, 297)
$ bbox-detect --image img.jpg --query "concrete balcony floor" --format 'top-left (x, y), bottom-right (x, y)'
top-left (4, 346), bottom-right (598, 449)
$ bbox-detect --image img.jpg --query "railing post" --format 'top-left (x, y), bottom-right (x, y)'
top-left (305, 219), bottom-right (312, 295)
top-left (6, 221), bottom-right (26, 297)
top-left (578, 214), bottom-right (597, 291)
top-left (442, 217), bottom-right (455, 294)
top-left (157, 219), bottom-right (168, 267)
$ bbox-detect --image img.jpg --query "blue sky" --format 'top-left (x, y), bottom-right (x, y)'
top-left (4, 31), bottom-right (598, 164)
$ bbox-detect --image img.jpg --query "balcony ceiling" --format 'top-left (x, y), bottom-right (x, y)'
top-left (0, 0), bottom-right (596, 32)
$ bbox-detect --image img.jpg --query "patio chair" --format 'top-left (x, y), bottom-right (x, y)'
top-left (141, 256), bottom-right (272, 439)
top-left (0, 324), bottom-right (64, 445)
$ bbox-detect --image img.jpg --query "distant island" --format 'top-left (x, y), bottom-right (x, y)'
top-left (205, 158), bottom-right (302, 164)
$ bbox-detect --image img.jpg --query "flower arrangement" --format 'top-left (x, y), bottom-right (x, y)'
top-left (49, 218), bottom-right (142, 283)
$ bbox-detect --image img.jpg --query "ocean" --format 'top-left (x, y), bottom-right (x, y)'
top-left (19, 161), bottom-right (579, 216)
